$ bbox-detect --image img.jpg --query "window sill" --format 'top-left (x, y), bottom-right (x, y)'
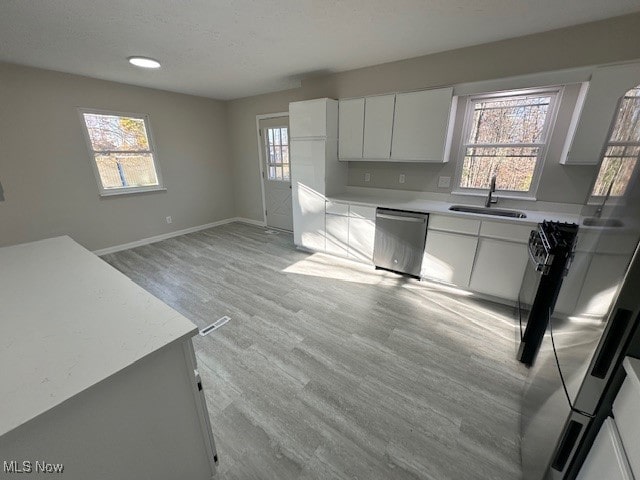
top-left (451, 189), bottom-right (537, 202)
top-left (585, 197), bottom-right (626, 206)
top-left (99, 186), bottom-right (167, 197)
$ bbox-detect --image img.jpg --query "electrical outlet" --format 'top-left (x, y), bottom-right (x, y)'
top-left (166, 216), bottom-right (172, 224)
top-left (399, 174), bottom-right (406, 184)
top-left (438, 176), bottom-right (451, 188)
top-left (364, 172), bottom-right (371, 182)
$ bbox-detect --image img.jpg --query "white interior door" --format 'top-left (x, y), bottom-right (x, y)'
top-left (259, 116), bottom-right (292, 231)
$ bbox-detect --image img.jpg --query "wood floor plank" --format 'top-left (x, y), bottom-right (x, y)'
top-left (102, 222), bottom-right (525, 479)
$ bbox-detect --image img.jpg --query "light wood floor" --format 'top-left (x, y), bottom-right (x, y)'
top-left (103, 222), bottom-right (528, 480)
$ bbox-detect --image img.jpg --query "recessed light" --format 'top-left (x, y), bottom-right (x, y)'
top-left (128, 56), bottom-right (161, 69)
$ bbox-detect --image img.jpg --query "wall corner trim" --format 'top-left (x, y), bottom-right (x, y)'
top-left (93, 217), bottom-right (267, 256)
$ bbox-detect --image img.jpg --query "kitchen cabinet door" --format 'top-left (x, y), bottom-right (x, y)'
top-left (348, 217), bottom-right (375, 263)
top-left (391, 87), bottom-right (454, 162)
top-left (290, 98), bottom-right (337, 139)
top-left (562, 62), bottom-right (640, 165)
top-left (338, 98), bottom-right (365, 159)
top-left (326, 214), bottom-right (349, 257)
top-left (422, 230), bottom-right (478, 287)
top-left (614, 358), bottom-right (640, 478)
top-left (290, 138), bottom-right (327, 251)
top-left (575, 254), bottom-right (629, 317)
top-left (469, 238), bottom-right (528, 301)
top-left (576, 418), bottom-right (633, 480)
top-left (554, 252), bottom-right (591, 315)
top-left (363, 94), bottom-right (395, 159)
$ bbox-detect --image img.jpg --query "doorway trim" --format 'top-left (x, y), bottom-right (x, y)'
top-left (255, 111), bottom-right (289, 226)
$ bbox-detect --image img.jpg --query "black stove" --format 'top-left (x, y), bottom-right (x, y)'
top-left (517, 221), bottom-right (579, 366)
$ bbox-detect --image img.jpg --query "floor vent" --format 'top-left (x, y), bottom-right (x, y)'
top-left (199, 316), bottom-right (231, 336)
top-left (265, 229), bottom-right (278, 234)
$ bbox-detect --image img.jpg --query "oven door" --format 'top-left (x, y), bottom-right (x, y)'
top-left (518, 228), bottom-right (555, 365)
top-left (518, 230), bottom-right (545, 341)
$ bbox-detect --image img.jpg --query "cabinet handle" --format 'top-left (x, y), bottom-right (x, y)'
top-left (551, 419), bottom-right (583, 472)
top-left (591, 308), bottom-right (633, 379)
top-left (376, 213), bottom-right (425, 223)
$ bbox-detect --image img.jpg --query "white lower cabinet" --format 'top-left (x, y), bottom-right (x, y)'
top-left (326, 214), bottom-right (349, 257)
top-left (469, 238), bottom-right (528, 301)
top-left (577, 418), bottom-right (633, 480)
top-left (348, 217), bottom-right (375, 263)
top-left (555, 252), bottom-right (591, 315)
top-left (575, 254), bottom-right (630, 317)
top-left (613, 358), bottom-right (640, 478)
top-left (578, 357), bottom-right (640, 480)
top-left (293, 188), bottom-right (326, 252)
top-left (422, 230), bottom-right (477, 287)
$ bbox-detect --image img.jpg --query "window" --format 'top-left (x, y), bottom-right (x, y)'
top-left (455, 89), bottom-right (559, 197)
top-left (264, 127), bottom-right (289, 181)
top-left (80, 110), bottom-right (163, 195)
top-left (591, 85), bottom-right (640, 198)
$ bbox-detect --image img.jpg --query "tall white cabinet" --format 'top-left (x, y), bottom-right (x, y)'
top-left (290, 98), bottom-right (346, 252)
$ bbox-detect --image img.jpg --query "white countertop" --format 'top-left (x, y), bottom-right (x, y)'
top-left (0, 236), bottom-right (198, 437)
top-left (327, 190), bottom-right (582, 225)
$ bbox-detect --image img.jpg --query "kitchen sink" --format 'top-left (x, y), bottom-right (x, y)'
top-left (582, 217), bottom-right (624, 227)
top-left (448, 205), bottom-right (527, 218)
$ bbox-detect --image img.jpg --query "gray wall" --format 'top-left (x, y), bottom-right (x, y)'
top-left (227, 13), bottom-right (640, 221)
top-left (0, 62), bottom-right (234, 250)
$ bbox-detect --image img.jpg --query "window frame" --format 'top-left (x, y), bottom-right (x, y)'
top-left (78, 108), bottom-right (165, 197)
top-left (451, 87), bottom-right (563, 200)
top-left (589, 86), bottom-right (640, 203)
top-left (263, 126), bottom-right (290, 182)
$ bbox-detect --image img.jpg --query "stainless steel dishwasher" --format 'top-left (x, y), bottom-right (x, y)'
top-left (373, 208), bottom-right (429, 278)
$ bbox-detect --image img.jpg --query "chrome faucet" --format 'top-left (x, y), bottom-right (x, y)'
top-left (485, 174), bottom-right (498, 208)
top-left (595, 181), bottom-right (614, 218)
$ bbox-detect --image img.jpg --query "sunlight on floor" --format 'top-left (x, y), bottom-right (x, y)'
top-left (282, 252), bottom-right (404, 286)
top-left (283, 252), bottom-right (518, 344)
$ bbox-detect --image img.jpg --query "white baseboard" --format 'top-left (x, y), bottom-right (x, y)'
top-left (93, 217), bottom-right (270, 256)
top-left (233, 217), bottom-right (267, 227)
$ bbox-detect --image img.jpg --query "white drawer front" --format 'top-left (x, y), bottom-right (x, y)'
top-left (349, 204), bottom-right (376, 221)
top-left (577, 417), bottom-right (633, 480)
top-left (325, 201), bottom-right (349, 216)
top-left (613, 357), bottom-right (640, 478)
top-left (479, 220), bottom-right (534, 243)
top-left (428, 214), bottom-right (480, 235)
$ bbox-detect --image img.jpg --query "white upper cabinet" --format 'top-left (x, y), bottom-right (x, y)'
top-left (290, 98), bottom-right (338, 139)
top-left (338, 98), bottom-right (365, 159)
top-left (363, 94), bottom-right (395, 159)
top-left (561, 62), bottom-right (640, 165)
top-left (391, 87), bottom-right (454, 162)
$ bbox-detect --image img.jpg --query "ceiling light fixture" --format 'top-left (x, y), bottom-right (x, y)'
top-left (128, 56), bottom-right (161, 69)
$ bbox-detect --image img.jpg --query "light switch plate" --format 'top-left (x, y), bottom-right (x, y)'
top-left (438, 176), bottom-right (451, 188)
top-left (399, 174), bottom-right (406, 184)
top-left (364, 172), bottom-right (371, 182)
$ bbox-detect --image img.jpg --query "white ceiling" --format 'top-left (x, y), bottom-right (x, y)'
top-left (1, 0), bottom-right (639, 100)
